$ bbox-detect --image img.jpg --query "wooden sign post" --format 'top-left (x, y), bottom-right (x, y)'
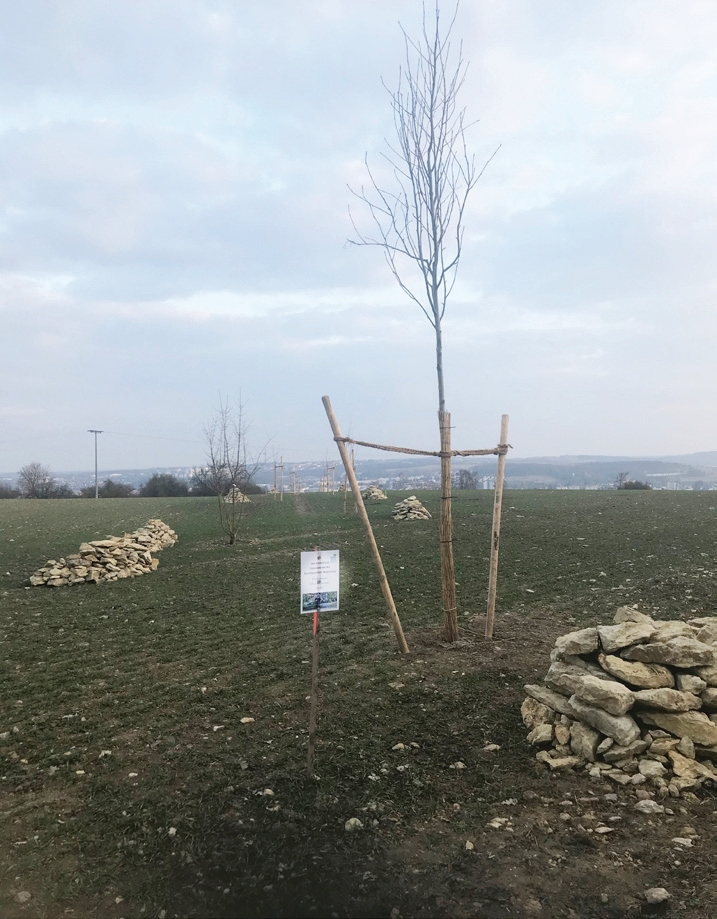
top-left (301, 548), bottom-right (340, 777)
top-left (307, 605), bottom-right (320, 777)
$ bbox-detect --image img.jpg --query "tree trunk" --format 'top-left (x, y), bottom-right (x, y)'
top-left (435, 314), bottom-right (446, 414)
top-left (439, 410), bottom-right (459, 642)
top-left (434, 319), bottom-right (458, 641)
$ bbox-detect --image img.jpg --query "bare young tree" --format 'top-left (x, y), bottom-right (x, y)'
top-left (17, 462), bottom-right (57, 498)
top-left (349, 1), bottom-right (497, 641)
top-left (614, 471), bottom-right (629, 490)
top-left (193, 398), bottom-right (263, 545)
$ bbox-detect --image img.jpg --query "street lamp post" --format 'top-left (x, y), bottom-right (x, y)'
top-left (88, 430), bottom-right (103, 499)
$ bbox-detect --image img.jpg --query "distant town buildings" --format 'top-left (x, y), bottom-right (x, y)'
top-left (2, 456), bottom-right (716, 494)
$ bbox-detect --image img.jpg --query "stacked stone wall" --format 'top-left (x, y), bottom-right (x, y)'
top-left (524, 606), bottom-right (717, 798)
top-left (29, 519), bottom-right (178, 587)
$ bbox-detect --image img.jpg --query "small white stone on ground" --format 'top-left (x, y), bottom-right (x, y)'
top-left (644, 888), bottom-right (670, 904)
top-left (634, 799), bottom-right (665, 815)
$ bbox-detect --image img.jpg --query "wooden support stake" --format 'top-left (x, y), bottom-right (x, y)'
top-left (307, 609), bottom-right (320, 777)
top-left (322, 395), bottom-right (409, 654)
top-left (485, 414), bottom-right (510, 639)
top-left (439, 411), bottom-right (459, 642)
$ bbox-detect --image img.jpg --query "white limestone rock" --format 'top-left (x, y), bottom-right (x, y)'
top-left (544, 661), bottom-right (615, 697)
top-left (523, 684), bottom-right (579, 718)
top-left (554, 628), bottom-right (599, 656)
top-left (649, 736), bottom-right (680, 755)
top-left (676, 736), bottom-right (695, 759)
top-left (527, 723), bottom-right (554, 745)
top-left (652, 621), bottom-right (697, 642)
top-left (598, 653), bottom-right (674, 689)
top-left (568, 696), bottom-right (641, 746)
top-left (694, 622), bottom-right (717, 645)
top-left (644, 889), bottom-right (670, 905)
top-left (668, 749), bottom-right (715, 781)
top-left (634, 799), bottom-right (665, 815)
top-left (554, 721), bottom-right (571, 745)
top-left (569, 721), bottom-right (601, 762)
top-left (676, 673), bottom-right (707, 694)
top-left (596, 736), bottom-right (614, 755)
top-left (569, 673), bottom-right (635, 717)
top-left (622, 636), bottom-right (714, 668)
top-left (632, 688), bottom-right (702, 713)
top-left (614, 606), bottom-right (654, 625)
top-left (535, 750), bottom-right (581, 771)
top-left (694, 663), bottom-right (717, 686)
top-left (521, 697), bottom-right (556, 730)
top-left (598, 621), bottom-right (656, 652)
top-left (603, 739), bottom-right (649, 763)
top-left (638, 759), bottom-right (667, 778)
top-left (636, 710), bottom-right (717, 746)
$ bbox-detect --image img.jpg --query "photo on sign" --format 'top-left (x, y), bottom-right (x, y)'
top-left (301, 591), bottom-right (338, 613)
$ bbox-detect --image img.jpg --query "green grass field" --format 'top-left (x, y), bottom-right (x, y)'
top-left (1, 490), bottom-right (716, 917)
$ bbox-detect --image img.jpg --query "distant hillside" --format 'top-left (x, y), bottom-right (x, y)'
top-left (3, 452), bottom-right (717, 493)
top-left (661, 451), bottom-right (717, 468)
top-left (349, 454), bottom-right (717, 490)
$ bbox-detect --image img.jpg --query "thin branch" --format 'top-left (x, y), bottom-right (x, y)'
top-left (348, 2), bottom-right (498, 363)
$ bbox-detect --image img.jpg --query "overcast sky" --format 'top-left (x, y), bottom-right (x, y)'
top-left (2, 0), bottom-right (717, 474)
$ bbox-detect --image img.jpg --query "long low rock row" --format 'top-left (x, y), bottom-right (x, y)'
top-left (523, 606), bottom-right (717, 797)
top-left (29, 519), bottom-right (178, 587)
top-left (391, 496), bottom-right (432, 520)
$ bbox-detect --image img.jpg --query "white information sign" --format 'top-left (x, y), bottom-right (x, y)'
top-left (300, 549), bottom-right (340, 613)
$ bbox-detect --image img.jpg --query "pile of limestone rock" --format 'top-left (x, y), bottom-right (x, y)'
top-left (29, 519), bottom-right (178, 587)
top-left (523, 606), bottom-right (717, 797)
top-left (391, 495), bottom-right (432, 521)
top-left (224, 486), bottom-right (251, 504)
top-left (362, 485), bottom-right (387, 501)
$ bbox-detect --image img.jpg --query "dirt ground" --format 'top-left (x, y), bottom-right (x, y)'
top-left (170, 608), bottom-right (716, 919)
top-left (2, 594), bottom-right (715, 917)
top-left (359, 610), bottom-right (717, 919)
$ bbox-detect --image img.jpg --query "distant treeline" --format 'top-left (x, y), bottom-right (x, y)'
top-left (2, 466), bottom-right (265, 499)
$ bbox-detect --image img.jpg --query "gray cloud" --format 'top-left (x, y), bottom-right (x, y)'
top-left (2, 0), bottom-right (717, 472)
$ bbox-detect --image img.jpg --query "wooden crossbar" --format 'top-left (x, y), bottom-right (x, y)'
top-left (334, 435), bottom-right (509, 458)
